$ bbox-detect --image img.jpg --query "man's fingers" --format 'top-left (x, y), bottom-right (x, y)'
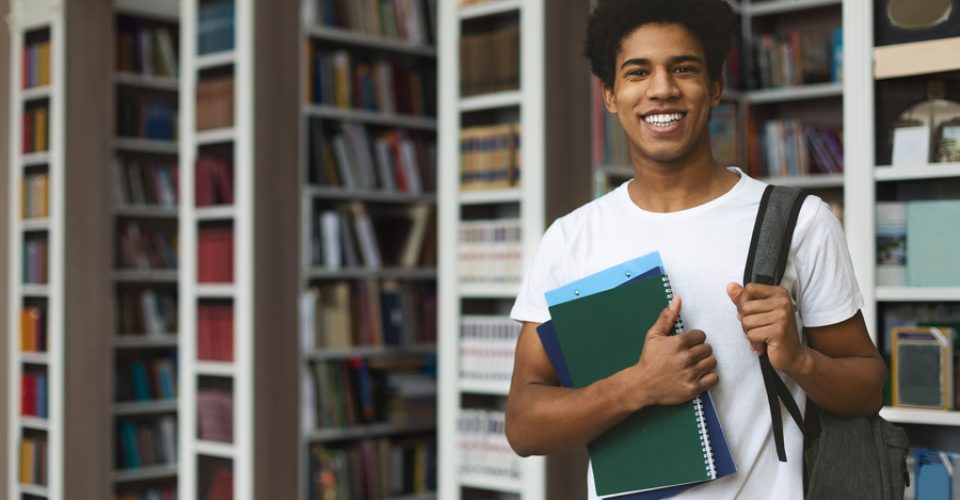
top-left (687, 343), bottom-right (713, 363)
top-left (699, 372), bottom-right (720, 391)
top-left (648, 297), bottom-right (681, 337)
top-left (739, 310), bottom-right (780, 331)
top-left (694, 353), bottom-right (717, 374)
top-left (679, 329), bottom-right (707, 347)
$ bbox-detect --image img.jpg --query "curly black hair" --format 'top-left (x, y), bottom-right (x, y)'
top-left (584, 0), bottom-right (737, 88)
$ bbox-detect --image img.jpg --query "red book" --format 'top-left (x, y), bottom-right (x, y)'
top-left (22, 373), bottom-right (36, 416)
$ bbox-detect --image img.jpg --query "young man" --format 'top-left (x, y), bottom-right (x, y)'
top-left (504, 0), bottom-right (887, 498)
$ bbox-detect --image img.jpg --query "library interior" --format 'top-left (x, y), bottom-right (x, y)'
top-left (2, 0), bottom-right (960, 499)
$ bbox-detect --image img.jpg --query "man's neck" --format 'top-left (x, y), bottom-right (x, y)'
top-left (626, 155), bottom-right (740, 213)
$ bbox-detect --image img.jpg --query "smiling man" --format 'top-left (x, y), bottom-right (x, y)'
top-left (504, 0), bottom-right (887, 498)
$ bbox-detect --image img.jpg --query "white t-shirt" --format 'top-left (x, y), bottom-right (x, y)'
top-left (510, 168), bottom-right (863, 499)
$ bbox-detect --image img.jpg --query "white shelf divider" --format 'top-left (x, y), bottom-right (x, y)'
top-left (304, 25), bottom-right (436, 57)
top-left (875, 287), bottom-right (960, 302)
top-left (459, 90), bottom-right (522, 112)
top-left (880, 407), bottom-right (960, 427)
top-left (745, 0), bottom-right (841, 17)
top-left (742, 81), bottom-right (843, 104)
top-left (459, 0), bottom-right (522, 20)
top-left (874, 163), bottom-right (960, 182)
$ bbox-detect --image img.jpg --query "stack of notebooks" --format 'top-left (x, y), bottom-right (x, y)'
top-left (538, 251), bottom-right (736, 498)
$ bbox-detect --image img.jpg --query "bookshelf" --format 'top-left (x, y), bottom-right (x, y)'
top-left (6, 0), bottom-right (114, 498)
top-left (298, 0), bottom-right (441, 498)
top-left (438, 1), bottom-right (594, 499)
top-left (110, 2), bottom-right (181, 497)
top-left (179, 0), bottom-right (300, 499)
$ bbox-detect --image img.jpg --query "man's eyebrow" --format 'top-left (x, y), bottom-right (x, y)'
top-left (619, 54), bottom-right (703, 70)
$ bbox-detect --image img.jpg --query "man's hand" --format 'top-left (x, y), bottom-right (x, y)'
top-left (726, 282), bottom-right (809, 376)
top-left (629, 297), bottom-right (719, 408)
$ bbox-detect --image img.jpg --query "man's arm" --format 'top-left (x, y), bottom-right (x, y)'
top-left (727, 283), bottom-right (886, 416)
top-left (505, 298), bottom-right (719, 456)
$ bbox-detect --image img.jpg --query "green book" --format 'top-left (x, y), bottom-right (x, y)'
top-left (548, 274), bottom-right (713, 497)
top-left (907, 200), bottom-right (960, 286)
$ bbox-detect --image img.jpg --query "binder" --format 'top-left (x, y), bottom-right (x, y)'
top-left (540, 252), bottom-right (735, 497)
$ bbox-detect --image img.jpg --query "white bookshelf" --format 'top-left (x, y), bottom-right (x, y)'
top-left (7, 2), bottom-right (64, 498)
top-left (741, 81), bottom-right (843, 104)
top-left (745, 0), bottom-right (841, 16)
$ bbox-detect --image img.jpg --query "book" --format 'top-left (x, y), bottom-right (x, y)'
top-left (907, 200), bottom-right (960, 286)
top-left (543, 252), bottom-right (734, 497)
top-left (892, 326), bottom-right (955, 410)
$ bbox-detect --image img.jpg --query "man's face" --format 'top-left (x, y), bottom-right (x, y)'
top-left (602, 23), bottom-right (722, 165)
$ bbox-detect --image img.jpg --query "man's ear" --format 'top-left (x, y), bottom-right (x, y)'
top-left (710, 75), bottom-right (724, 108)
top-left (602, 81), bottom-right (618, 114)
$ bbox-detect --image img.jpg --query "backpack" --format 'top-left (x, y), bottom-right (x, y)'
top-left (745, 185), bottom-right (910, 500)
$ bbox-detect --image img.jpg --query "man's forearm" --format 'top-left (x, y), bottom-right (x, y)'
top-left (788, 346), bottom-right (887, 416)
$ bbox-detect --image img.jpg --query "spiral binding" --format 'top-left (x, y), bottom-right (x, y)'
top-left (662, 274), bottom-right (717, 480)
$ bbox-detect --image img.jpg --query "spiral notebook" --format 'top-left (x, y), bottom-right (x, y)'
top-left (543, 252), bottom-right (735, 498)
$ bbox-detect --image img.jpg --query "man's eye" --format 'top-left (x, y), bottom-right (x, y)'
top-left (627, 70), bottom-right (648, 77)
top-left (674, 66), bottom-right (696, 73)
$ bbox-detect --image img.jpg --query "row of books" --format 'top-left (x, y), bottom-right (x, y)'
top-left (458, 219), bottom-right (523, 285)
top-left (20, 306), bottom-right (47, 352)
top-left (460, 27), bottom-right (520, 97)
top-left (196, 75), bottom-right (234, 131)
top-left (460, 123), bottom-right (522, 191)
top-left (306, 48), bottom-right (435, 117)
top-left (308, 121), bottom-right (435, 193)
top-left (117, 222), bottom-right (178, 271)
top-left (876, 201), bottom-right (960, 289)
top-left (198, 226), bottom-right (234, 283)
top-left (457, 409), bottom-right (520, 481)
top-left (21, 172), bottom-right (49, 219)
top-left (746, 120), bottom-right (843, 179)
top-left (117, 95), bottom-right (177, 141)
top-left (302, 282), bottom-right (438, 350)
top-left (460, 315), bottom-right (519, 382)
top-left (22, 38), bottom-right (51, 89)
top-left (198, 0), bottom-right (235, 55)
top-left (21, 371), bottom-right (48, 418)
top-left (750, 28), bottom-right (842, 90)
top-left (306, 437), bottom-right (436, 500)
top-left (23, 237), bottom-right (48, 284)
top-left (114, 158), bottom-right (178, 208)
top-left (882, 304), bottom-right (960, 404)
top-left (305, 0), bottom-right (436, 45)
top-left (313, 203), bottom-right (434, 270)
top-left (197, 389), bottom-right (233, 442)
top-left (116, 19), bottom-right (178, 78)
top-left (116, 487), bottom-right (175, 500)
top-left (196, 155), bottom-right (234, 206)
top-left (117, 289), bottom-right (177, 336)
top-left (198, 303), bottom-right (234, 362)
top-left (306, 356), bottom-right (436, 429)
top-left (19, 437), bottom-right (47, 486)
top-left (202, 466), bottom-right (233, 500)
top-left (22, 105), bottom-right (48, 154)
top-left (116, 416), bottom-right (176, 470)
top-left (116, 355), bottom-right (177, 402)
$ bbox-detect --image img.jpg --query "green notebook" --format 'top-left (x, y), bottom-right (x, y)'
top-left (548, 274), bottom-right (713, 497)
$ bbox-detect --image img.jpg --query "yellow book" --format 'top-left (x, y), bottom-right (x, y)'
top-left (39, 41), bottom-right (50, 86)
top-left (35, 107), bottom-right (47, 152)
top-left (20, 439), bottom-right (34, 484)
top-left (39, 173), bottom-right (49, 217)
top-left (20, 308), bottom-right (36, 351)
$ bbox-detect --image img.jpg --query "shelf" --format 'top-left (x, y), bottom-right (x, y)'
top-left (195, 284), bottom-right (236, 298)
top-left (875, 163), bottom-right (960, 182)
top-left (20, 484), bottom-right (49, 497)
top-left (114, 137), bottom-right (179, 155)
top-left (458, 473), bottom-right (523, 494)
top-left (114, 0), bottom-right (179, 20)
top-left (112, 463), bottom-right (178, 483)
top-left (746, 0), bottom-right (840, 17)
top-left (306, 421), bottom-right (436, 443)
top-left (880, 407), bottom-right (960, 426)
top-left (20, 352), bottom-right (49, 365)
top-left (22, 152), bottom-right (51, 166)
top-left (305, 104), bottom-right (437, 130)
top-left (21, 85), bottom-right (51, 101)
top-left (114, 72), bottom-right (179, 91)
top-left (306, 186), bottom-right (436, 203)
top-left (113, 399), bottom-right (178, 416)
top-left (458, 378), bottom-right (510, 396)
top-left (115, 205), bottom-right (178, 218)
top-left (459, 283), bottom-right (520, 299)
top-left (195, 51), bottom-right (236, 71)
top-left (113, 334), bottom-right (178, 349)
top-left (459, 0), bottom-right (521, 20)
top-left (195, 205), bottom-right (236, 220)
top-left (304, 344), bottom-right (435, 361)
top-left (743, 82), bottom-right (842, 104)
top-left (113, 269), bottom-right (178, 283)
top-left (194, 440), bottom-right (235, 458)
top-left (308, 267), bottom-right (437, 281)
top-left (304, 25), bottom-right (436, 57)
top-left (388, 494), bottom-right (435, 500)
top-left (21, 416), bottom-right (49, 431)
top-left (459, 90), bottom-right (522, 112)
top-left (876, 287), bottom-right (960, 302)
top-left (459, 188), bottom-right (522, 205)
top-left (21, 284), bottom-right (50, 297)
top-left (875, 36), bottom-right (960, 80)
top-left (21, 218), bottom-right (51, 231)
top-left (195, 361), bottom-right (236, 377)
top-left (195, 127), bottom-right (236, 145)
top-left (760, 174), bottom-right (844, 189)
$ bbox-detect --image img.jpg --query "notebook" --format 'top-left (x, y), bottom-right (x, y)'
top-left (542, 253), bottom-right (735, 497)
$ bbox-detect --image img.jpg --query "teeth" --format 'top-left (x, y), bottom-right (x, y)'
top-left (644, 113), bottom-right (683, 126)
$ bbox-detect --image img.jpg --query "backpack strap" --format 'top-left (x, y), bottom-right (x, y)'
top-left (744, 184), bottom-right (809, 462)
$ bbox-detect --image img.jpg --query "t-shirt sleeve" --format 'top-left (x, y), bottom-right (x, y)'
top-left (509, 220), bottom-right (568, 324)
top-left (792, 199), bottom-right (864, 328)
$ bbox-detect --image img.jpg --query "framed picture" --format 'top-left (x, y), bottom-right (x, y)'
top-left (875, 0), bottom-right (960, 46)
top-left (936, 122), bottom-right (960, 162)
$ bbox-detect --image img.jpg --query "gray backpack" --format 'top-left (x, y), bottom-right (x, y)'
top-left (745, 185), bottom-right (910, 500)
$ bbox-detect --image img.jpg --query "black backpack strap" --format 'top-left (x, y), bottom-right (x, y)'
top-left (744, 185), bottom-right (809, 462)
